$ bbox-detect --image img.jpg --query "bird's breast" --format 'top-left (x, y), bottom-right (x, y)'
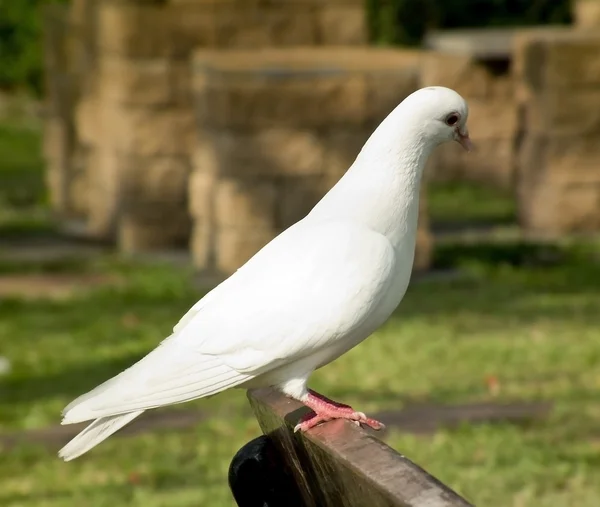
top-left (313, 251), bottom-right (413, 371)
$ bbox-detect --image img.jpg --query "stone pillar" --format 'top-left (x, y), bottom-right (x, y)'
top-left (515, 30), bottom-right (600, 235)
top-left (42, 4), bottom-right (77, 217)
top-left (48, 0), bottom-right (369, 249)
top-left (88, 0), bottom-right (198, 247)
top-left (573, 0), bottom-right (600, 29)
top-left (190, 48), bottom-right (432, 276)
top-left (80, 0), bottom-right (369, 250)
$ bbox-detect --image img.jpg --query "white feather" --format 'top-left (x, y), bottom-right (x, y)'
top-left (62, 348), bottom-right (250, 424)
top-left (59, 411), bottom-right (143, 461)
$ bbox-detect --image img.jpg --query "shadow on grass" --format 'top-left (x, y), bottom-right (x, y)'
top-left (401, 238), bottom-right (600, 320)
top-left (325, 376), bottom-right (600, 412)
top-left (432, 240), bottom-right (589, 270)
top-left (428, 181), bottom-right (516, 231)
top-left (1, 353), bottom-right (145, 405)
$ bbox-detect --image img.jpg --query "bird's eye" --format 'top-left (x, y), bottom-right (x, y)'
top-left (445, 113), bottom-right (459, 126)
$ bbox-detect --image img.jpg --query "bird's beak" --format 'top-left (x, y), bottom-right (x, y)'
top-left (456, 127), bottom-right (473, 152)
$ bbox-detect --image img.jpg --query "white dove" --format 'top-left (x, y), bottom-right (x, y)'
top-left (59, 86), bottom-right (471, 461)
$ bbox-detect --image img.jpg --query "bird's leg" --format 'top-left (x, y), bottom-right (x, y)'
top-left (294, 389), bottom-right (385, 432)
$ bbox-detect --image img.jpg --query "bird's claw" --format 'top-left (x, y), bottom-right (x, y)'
top-left (347, 411), bottom-right (386, 430)
top-left (294, 410), bottom-right (385, 432)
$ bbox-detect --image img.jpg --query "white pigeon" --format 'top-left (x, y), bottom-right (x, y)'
top-left (59, 86), bottom-right (471, 461)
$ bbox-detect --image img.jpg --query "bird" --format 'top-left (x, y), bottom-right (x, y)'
top-left (58, 86), bottom-right (471, 461)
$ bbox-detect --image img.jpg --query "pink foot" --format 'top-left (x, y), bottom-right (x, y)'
top-left (294, 389), bottom-right (385, 432)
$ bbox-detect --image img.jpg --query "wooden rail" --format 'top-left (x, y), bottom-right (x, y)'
top-left (229, 388), bottom-right (474, 507)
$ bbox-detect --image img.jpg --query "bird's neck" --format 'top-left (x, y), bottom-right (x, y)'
top-left (310, 122), bottom-right (434, 251)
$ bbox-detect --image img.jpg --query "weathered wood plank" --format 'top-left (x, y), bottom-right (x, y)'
top-left (244, 388), bottom-right (474, 507)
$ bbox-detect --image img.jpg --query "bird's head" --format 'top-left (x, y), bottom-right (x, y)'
top-left (401, 86), bottom-right (472, 152)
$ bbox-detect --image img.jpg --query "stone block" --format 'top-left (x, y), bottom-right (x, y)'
top-left (193, 48), bottom-right (425, 129)
top-left (168, 5), bottom-right (220, 55)
top-left (108, 105), bottom-right (196, 156)
top-left (190, 220), bottom-right (214, 270)
top-left (518, 130), bottom-right (600, 234)
top-left (197, 128), bottom-right (326, 177)
top-left (519, 181), bottom-right (600, 234)
top-left (215, 227), bottom-right (275, 273)
top-left (214, 5), bottom-right (317, 47)
top-left (277, 176), bottom-right (325, 228)
top-left (69, 147), bottom-right (91, 216)
top-left (98, 57), bottom-right (191, 106)
top-left (85, 147), bottom-right (120, 238)
top-left (43, 117), bottom-right (73, 213)
top-left (515, 29), bottom-right (600, 235)
top-left (75, 96), bottom-right (101, 144)
top-left (196, 73), bottom-right (368, 129)
top-left (366, 61), bottom-right (420, 124)
top-left (186, 47), bottom-right (434, 274)
top-left (98, 2), bottom-right (172, 58)
top-left (189, 170), bottom-right (216, 219)
top-left (542, 34), bottom-right (600, 89)
top-left (323, 129), bottom-right (369, 184)
top-left (518, 133), bottom-right (600, 186)
top-left (523, 88), bottom-right (600, 136)
top-left (421, 52), bottom-right (493, 99)
top-left (489, 74), bottom-right (514, 99)
top-left (466, 98), bottom-right (518, 140)
top-left (574, 0), bottom-right (600, 28)
top-left (43, 117), bottom-right (69, 167)
top-left (515, 31), bottom-right (600, 92)
top-left (118, 207), bottom-right (191, 253)
top-left (98, 2), bottom-right (217, 59)
top-left (214, 178), bottom-right (278, 228)
top-left (191, 139), bottom-right (218, 176)
top-left (317, 5), bottom-right (367, 45)
top-left (68, 0), bottom-right (98, 80)
top-left (119, 154), bottom-right (191, 209)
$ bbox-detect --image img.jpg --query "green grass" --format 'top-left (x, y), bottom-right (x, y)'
top-left (1, 244), bottom-right (600, 506)
top-left (429, 181), bottom-right (516, 227)
top-left (0, 120), bottom-right (45, 208)
top-left (0, 116), bottom-right (54, 240)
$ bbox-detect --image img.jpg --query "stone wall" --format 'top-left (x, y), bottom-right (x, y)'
top-left (189, 48), bottom-right (432, 275)
top-left (421, 50), bottom-right (517, 189)
top-left (515, 30), bottom-right (600, 235)
top-left (42, 3), bottom-right (78, 219)
top-left (47, 0), bottom-right (368, 250)
top-left (573, 0), bottom-right (600, 28)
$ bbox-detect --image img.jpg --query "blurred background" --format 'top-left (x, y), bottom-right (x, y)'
top-left (2, 0), bottom-right (600, 506)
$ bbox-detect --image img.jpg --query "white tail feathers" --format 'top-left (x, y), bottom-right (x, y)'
top-left (59, 411), bottom-right (144, 461)
top-left (58, 348), bottom-right (252, 460)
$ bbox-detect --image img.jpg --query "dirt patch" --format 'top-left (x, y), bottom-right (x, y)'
top-left (0, 273), bottom-right (119, 300)
top-left (0, 400), bottom-right (552, 452)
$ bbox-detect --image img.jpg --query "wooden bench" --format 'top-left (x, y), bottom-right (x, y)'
top-left (228, 388), bottom-right (474, 507)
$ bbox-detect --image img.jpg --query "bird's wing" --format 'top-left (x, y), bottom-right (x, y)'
top-left (62, 220), bottom-right (397, 423)
top-left (177, 220), bottom-right (397, 371)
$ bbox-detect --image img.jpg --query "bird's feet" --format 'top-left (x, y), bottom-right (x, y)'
top-left (294, 389), bottom-right (385, 432)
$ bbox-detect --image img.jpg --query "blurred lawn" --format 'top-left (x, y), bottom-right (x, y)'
top-left (2, 119), bottom-right (600, 506)
top-left (429, 180), bottom-right (516, 228)
top-left (0, 117), bottom-right (53, 238)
